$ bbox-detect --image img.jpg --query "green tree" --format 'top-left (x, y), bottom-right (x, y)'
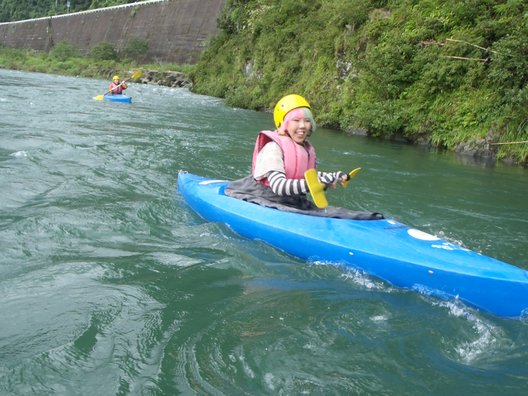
top-left (49, 40), bottom-right (81, 61)
top-left (122, 37), bottom-right (148, 62)
top-left (0, 0), bottom-right (139, 22)
top-left (90, 41), bottom-right (118, 61)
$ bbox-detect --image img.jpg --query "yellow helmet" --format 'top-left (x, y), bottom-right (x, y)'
top-left (273, 94), bottom-right (311, 129)
top-left (113, 75), bottom-right (120, 81)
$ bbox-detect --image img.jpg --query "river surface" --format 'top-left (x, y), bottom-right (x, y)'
top-left (1, 69), bottom-right (527, 395)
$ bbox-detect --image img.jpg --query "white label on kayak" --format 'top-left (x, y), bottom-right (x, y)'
top-left (432, 243), bottom-right (455, 251)
top-left (408, 228), bottom-right (440, 241)
top-left (199, 180), bottom-right (227, 185)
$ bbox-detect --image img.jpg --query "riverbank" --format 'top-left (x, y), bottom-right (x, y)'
top-left (0, 46), bottom-right (192, 88)
top-left (1, 46), bottom-right (526, 167)
top-left (136, 69), bottom-right (192, 89)
top-left (190, 0), bottom-right (528, 168)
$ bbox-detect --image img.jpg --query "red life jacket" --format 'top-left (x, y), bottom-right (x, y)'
top-left (252, 130), bottom-right (316, 186)
top-left (109, 82), bottom-right (126, 94)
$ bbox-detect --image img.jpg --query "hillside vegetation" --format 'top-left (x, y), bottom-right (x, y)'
top-left (191, 0), bottom-right (528, 165)
top-left (0, 0), bottom-right (131, 22)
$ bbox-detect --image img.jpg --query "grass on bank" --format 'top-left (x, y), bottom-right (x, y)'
top-left (0, 41), bottom-right (194, 81)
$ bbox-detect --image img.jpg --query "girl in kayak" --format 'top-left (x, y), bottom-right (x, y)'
top-left (225, 94), bottom-right (383, 219)
top-left (108, 75), bottom-right (127, 95)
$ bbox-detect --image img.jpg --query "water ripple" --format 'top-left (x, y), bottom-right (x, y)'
top-left (1, 69), bottom-right (527, 395)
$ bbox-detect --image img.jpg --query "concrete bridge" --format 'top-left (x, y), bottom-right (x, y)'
top-left (0, 0), bottom-right (226, 64)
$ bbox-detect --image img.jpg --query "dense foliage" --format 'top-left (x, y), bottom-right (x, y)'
top-left (0, 39), bottom-right (187, 79)
top-left (0, 0), bottom-right (133, 22)
top-left (191, 0), bottom-right (528, 164)
top-left (0, 43), bottom-right (131, 78)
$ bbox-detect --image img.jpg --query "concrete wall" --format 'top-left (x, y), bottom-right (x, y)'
top-left (0, 0), bottom-right (226, 64)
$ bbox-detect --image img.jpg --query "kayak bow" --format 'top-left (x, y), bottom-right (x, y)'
top-left (177, 171), bottom-right (528, 319)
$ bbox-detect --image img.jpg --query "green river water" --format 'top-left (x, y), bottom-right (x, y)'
top-left (1, 69), bottom-right (527, 395)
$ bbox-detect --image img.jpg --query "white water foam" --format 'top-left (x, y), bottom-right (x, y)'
top-left (10, 150), bottom-right (28, 158)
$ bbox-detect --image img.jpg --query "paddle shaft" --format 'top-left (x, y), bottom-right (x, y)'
top-left (105, 78), bottom-right (129, 96)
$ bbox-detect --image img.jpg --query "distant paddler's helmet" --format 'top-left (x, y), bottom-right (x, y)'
top-left (273, 94), bottom-right (311, 129)
top-left (113, 75), bottom-right (120, 81)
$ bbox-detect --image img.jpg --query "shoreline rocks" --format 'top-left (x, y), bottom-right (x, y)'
top-left (136, 69), bottom-right (192, 89)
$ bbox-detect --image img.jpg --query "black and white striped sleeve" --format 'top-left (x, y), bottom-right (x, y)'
top-left (268, 171), bottom-right (309, 196)
top-left (317, 171), bottom-right (348, 184)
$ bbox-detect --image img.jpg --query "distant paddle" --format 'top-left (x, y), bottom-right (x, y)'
top-left (340, 167), bottom-right (361, 188)
top-left (94, 70), bottom-right (142, 101)
top-left (305, 167), bottom-right (361, 208)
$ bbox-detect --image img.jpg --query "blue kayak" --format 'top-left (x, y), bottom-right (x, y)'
top-left (177, 171), bottom-right (528, 319)
top-left (104, 94), bottom-right (132, 103)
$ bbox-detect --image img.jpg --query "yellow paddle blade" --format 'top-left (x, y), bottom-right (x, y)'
top-left (130, 70), bottom-right (142, 80)
top-left (341, 167), bottom-right (362, 188)
top-left (94, 95), bottom-right (104, 101)
top-left (305, 169), bottom-right (328, 209)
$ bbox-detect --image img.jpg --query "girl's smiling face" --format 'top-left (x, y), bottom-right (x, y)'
top-left (283, 108), bottom-right (312, 144)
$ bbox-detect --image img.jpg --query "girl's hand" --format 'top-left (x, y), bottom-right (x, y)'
top-left (336, 171), bottom-right (350, 183)
top-left (324, 179), bottom-right (339, 189)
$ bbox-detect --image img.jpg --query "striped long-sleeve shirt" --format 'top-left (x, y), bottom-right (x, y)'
top-left (268, 170), bottom-right (347, 196)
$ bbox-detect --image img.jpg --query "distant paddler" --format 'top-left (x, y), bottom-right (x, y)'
top-left (94, 70), bottom-right (142, 101)
top-left (108, 75), bottom-right (127, 95)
